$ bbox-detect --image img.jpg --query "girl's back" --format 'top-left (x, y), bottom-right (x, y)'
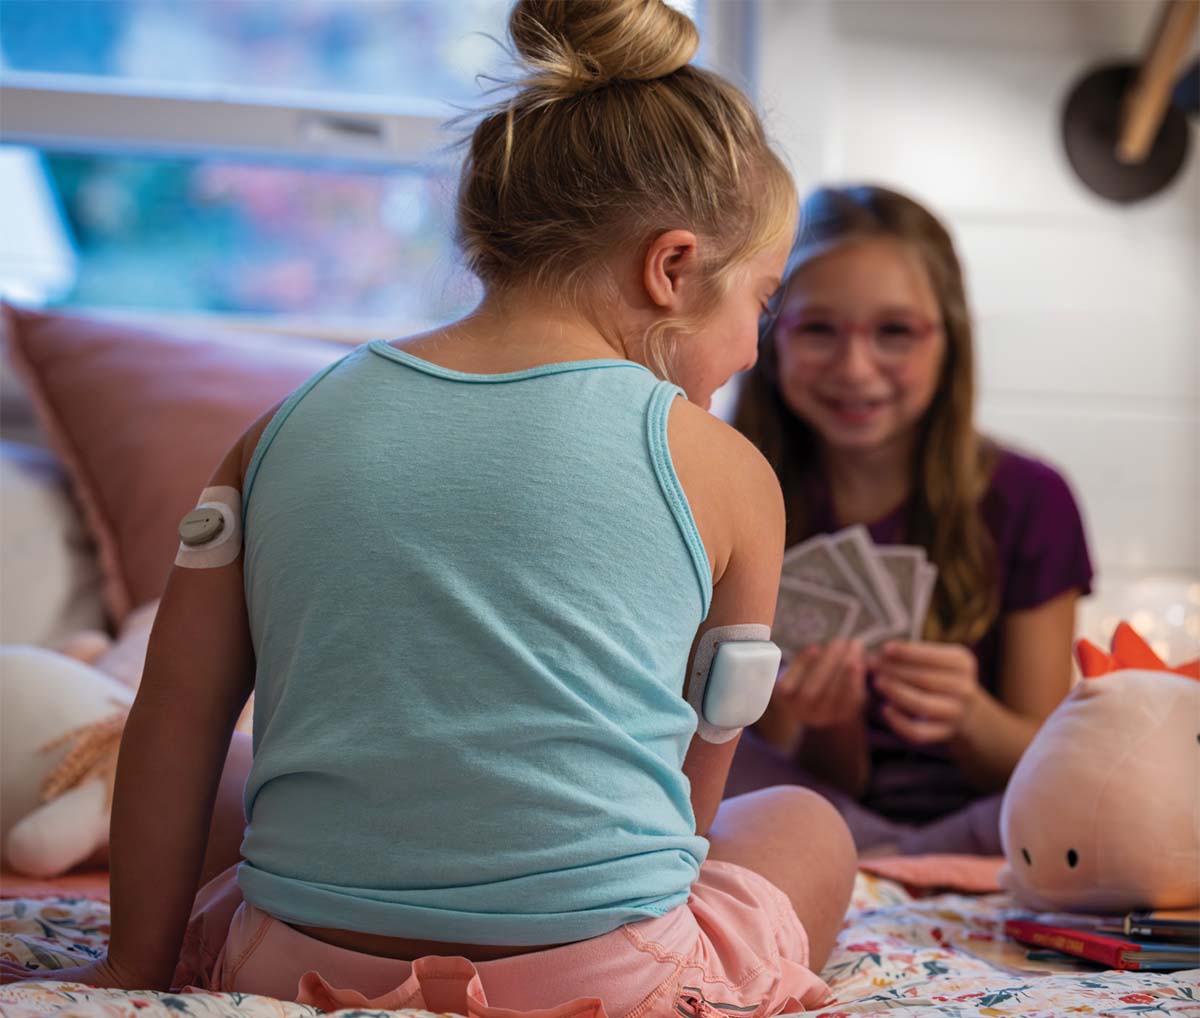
top-left (239, 340), bottom-right (710, 945)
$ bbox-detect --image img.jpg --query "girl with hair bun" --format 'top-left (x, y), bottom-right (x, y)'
top-left (5, 2), bottom-right (851, 1013)
top-left (728, 185), bottom-right (1093, 856)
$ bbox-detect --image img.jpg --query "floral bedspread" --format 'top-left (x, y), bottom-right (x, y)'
top-left (2, 874), bottom-right (1197, 1017)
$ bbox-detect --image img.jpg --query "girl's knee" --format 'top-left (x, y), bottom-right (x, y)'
top-left (769, 786), bottom-right (852, 838)
top-left (782, 787), bottom-right (857, 889)
top-left (756, 788), bottom-right (855, 966)
top-left (756, 786), bottom-right (856, 870)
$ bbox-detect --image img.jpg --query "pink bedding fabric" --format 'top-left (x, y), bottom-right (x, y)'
top-left (857, 854), bottom-right (1005, 895)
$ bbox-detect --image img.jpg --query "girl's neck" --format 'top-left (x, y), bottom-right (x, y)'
top-left (417, 290), bottom-right (631, 369)
top-left (820, 431), bottom-right (917, 528)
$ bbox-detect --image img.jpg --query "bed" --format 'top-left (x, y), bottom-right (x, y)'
top-left (2, 872), bottom-right (1198, 1016)
top-left (1, 304), bottom-right (1197, 1016)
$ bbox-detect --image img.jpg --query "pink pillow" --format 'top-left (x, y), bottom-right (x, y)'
top-left (3, 304), bottom-right (348, 624)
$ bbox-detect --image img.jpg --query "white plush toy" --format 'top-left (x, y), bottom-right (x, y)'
top-left (0, 646), bottom-right (132, 877)
top-left (0, 600), bottom-right (254, 879)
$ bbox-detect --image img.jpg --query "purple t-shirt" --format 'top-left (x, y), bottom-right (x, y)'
top-left (806, 446), bottom-right (1094, 822)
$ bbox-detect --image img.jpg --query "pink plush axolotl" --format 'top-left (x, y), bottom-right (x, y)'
top-left (999, 622), bottom-right (1200, 914)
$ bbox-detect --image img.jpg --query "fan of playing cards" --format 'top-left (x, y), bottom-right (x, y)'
top-left (773, 525), bottom-right (938, 653)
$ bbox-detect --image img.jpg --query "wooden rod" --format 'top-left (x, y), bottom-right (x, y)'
top-left (1117, 0), bottom-right (1199, 164)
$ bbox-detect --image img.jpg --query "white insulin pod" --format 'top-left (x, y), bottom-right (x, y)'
top-left (686, 624), bottom-right (782, 744)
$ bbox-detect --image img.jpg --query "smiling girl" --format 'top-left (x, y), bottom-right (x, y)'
top-left (728, 185), bottom-right (1094, 855)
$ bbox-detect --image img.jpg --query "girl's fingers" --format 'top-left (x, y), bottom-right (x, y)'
top-left (807, 640), bottom-right (862, 701)
top-left (874, 676), bottom-right (958, 721)
top-left (786, 640), bottom-right (842, 701)
top-left (804, 656), bottom-right (847, 721)
top-left (879, 640), bottom-right (971, 671)
top-left (834, 652), bottom-right (869, 715)
top-left (815, 638), bottom-right (853, 672)
top-left (776, 649), bottom-right (815, 695)
top-left (775, 667), bottom-right (796, 698)
top-left (880, 703), bottom-right (953, 744)
top-left (777, 640), bottom-right (862, 725)
top-left (873, 662), bottom-right (965, 693)
top-left (806, 645), bottom-right (867, 724)
top-left (875, 644), bottom-right (974, 742)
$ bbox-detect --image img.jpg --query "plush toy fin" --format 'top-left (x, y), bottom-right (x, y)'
top-left (1169, 658), bottom-right (1200, 680)
top-left (1075, 638), bottom-right (1119, 679)
top-left (1111, 621), bottom-right (1167, 670)
top-left (1079, 621), bottom-right (1200, 682)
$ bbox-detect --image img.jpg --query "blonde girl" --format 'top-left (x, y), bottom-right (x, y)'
top-left (4, 3), bottom-right (855, 1014)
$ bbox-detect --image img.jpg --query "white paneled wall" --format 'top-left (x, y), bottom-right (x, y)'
top-left (758, 0), bottom-right (1199, 651)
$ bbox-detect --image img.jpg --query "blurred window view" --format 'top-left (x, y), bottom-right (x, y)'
top-left (1, 0), bottom-right (513, 103)
top-left (25, 153), bottom-right (469, 321)
top-left (0, 0), bottom-right (706, 323)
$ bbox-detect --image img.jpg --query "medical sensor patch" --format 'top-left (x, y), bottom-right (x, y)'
top-left (175, 486), bottom-right (242, 569)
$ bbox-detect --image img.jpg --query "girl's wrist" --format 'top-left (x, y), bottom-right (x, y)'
top-left (949, 684), bottom-right (997, 752)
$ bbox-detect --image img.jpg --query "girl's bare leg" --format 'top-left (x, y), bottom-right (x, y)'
top-left (706, 785), bottom-right (856, 971)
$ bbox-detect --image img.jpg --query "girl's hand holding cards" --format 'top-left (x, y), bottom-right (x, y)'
top-left (774, 639), bottom-right (868, 729)
top-left (871, 640), bottom-right (981, 744)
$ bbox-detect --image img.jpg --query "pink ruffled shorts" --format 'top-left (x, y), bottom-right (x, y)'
top-left (176, 861), bottom-right (831, 1017)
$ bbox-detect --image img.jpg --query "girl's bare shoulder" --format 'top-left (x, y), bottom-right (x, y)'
top-left (666, 395), bottom-right (784, 583)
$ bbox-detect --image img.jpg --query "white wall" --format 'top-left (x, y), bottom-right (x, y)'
top-left (757, 0), bottom-right (1199, 653)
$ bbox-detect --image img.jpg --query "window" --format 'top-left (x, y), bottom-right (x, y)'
top-left (0, 0), bottom-right (514, 103)
top-left (1, 0), bottom-right (749, 325)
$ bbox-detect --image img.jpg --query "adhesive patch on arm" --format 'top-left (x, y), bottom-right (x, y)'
top-left (686, 624), bottom-right (780, 743)
top-left (174, 486), bottom-right (242, 569)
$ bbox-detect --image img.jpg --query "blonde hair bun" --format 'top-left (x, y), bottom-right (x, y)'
top-left (509, 0), bottom-right (699, 90)
top-left (456, 0), bottom-right (795, 343)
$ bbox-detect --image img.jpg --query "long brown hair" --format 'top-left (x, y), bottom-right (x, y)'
top-left (455, 0), bottom-right (797, 382)
top-left (735, 185), bottom-right (998, 644)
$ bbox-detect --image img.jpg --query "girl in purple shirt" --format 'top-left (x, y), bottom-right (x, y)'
top-left (727, 185), bottom-right (1093, 855)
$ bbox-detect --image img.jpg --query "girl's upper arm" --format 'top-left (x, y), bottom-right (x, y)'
top-left (137, 403), bottom-right (282, 721)
top-left (996, 587), bottom-right (1081, 723)
top-left (668, 399), bottom-right (785, 832)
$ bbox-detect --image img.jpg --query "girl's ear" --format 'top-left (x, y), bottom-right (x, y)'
top-left (643, 230), bottom-right (699, 310)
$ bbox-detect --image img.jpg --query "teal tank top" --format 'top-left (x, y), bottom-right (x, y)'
top-left (238, 340), bottom-right (712, 946)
